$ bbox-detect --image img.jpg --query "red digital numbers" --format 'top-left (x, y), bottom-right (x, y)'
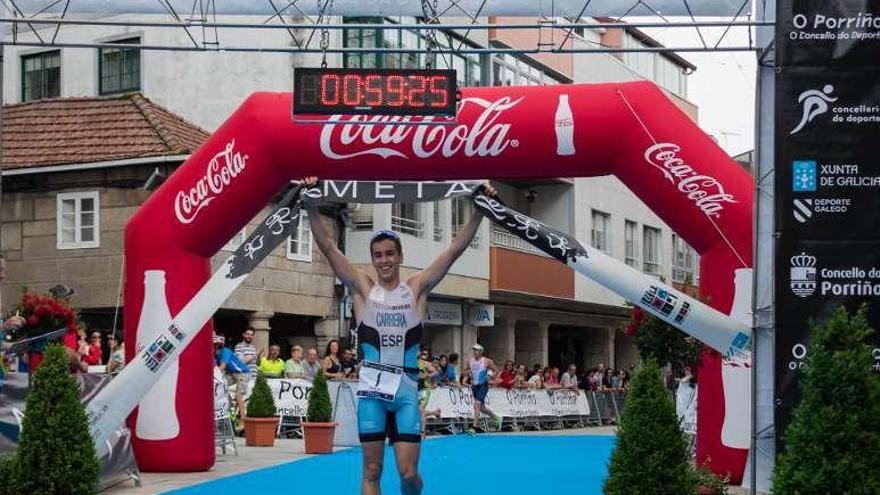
top-left (316, 72), bottom-right (451, 111)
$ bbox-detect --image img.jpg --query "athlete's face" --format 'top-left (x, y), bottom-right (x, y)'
top-left (371, 239), bottom-right (402, 283)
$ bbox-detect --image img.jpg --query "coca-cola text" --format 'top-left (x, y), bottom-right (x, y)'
top-left (644, 143), bottom-right (737, 219)
top-left (175, 140), bottom-right (249, 224)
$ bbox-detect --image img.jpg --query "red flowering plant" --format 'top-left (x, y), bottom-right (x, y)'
top-left (7, 290), bottom-right (80, 340)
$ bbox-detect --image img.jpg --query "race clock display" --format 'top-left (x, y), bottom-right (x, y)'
top-left (293, 68), bottom-right (458, 117)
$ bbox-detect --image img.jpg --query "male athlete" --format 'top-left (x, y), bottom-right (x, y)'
top-left (461, 343), bottom-right (503, 433)
top-left (303, 177), bottom-right (496, 495)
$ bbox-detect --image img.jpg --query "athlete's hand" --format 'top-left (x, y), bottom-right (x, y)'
top-left (481, 181), bottom-right (499, 198)
top-left (3, 314), bottom-right (26, 332)
top-left (300, 176), bottom-right (319, 188)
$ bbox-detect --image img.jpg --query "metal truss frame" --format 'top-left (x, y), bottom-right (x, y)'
top-left (0, 0), bottom-right (765, 54)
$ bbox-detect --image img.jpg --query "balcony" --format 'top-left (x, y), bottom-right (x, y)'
top-left (490, 229), bottom-right (573, 299)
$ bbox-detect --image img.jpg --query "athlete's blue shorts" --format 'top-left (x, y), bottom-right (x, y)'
top-left (358, 386), bottom-right (421, 444)
top-left (472, 382), bottom-right (489, 402)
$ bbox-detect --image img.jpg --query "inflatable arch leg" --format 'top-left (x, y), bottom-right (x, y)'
top-left (124, 82), bottom-right (753, 480)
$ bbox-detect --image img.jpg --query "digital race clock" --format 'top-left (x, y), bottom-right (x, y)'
top-left (293, 68), bottom-right (458, 117)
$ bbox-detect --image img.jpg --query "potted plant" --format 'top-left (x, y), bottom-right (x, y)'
top-left (243, 372), bottom-right (279, 446)
top-left (694, 462), bottom-right (729, 495)
top-left (302, 369), bottom-right (336, 454)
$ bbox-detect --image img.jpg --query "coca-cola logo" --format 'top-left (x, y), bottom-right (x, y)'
top-left (174, 140), bottom-right (249, 224)
top-left (644, 143), bottom-right (737, 219)
top-left (319, 96), bottom-right (523, 160)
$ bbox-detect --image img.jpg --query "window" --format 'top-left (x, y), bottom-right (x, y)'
top-left (392, 203), bottom-right (424, 238)
top-left (590, 210), bottom-right (610, 253)
top-left (642, 226), bottom-right (661, 276)
top-left (57, 191), bottom-right (99, 249)
top-left (350, 203), bottom-right (373, 231)
top-left (99, 38), bottom-right (141, 94)
top-left (672, 234), bottom-right (696, 284)
top-left (221, 228), bottom-right (247, 251)
top-left (625, 220), bottom-right (638, 267)
top-left (22, 51), bottom-right (60, 101)
top-left (433, 201), bottom-right (446, 242)
top-left (287, 209), bottom-right (313, 262)
top-left (343, 17), bottom-right (483, 86)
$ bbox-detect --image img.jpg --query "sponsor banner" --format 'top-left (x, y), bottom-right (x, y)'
top-left (774, 242), bottom-right (880, 435)
top-left (425, 301), bottom-right (462, 326)
top-left (777, 0), bottom-right (880, 67)
top-left (302, 180), bottom-right (479, 205)
top-left (242, 378), bottom-right (315, 418)
top-left (425, 387), bottom-right (590, 419)
top-left (776, 68), bottom-right (880, 238)
top-left (469, 304), bottom-right (495, 327)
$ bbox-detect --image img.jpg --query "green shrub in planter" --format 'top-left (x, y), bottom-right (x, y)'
top-left (307, 369), bottom-right (332, 423)
top-left (11, 344), bottom-right (99, 495)
top-left (773, 305), bottom-right (880, 495)
top-left (0, 455), bottom-right (14, 495)
top-left (603, 359), bottom-right (695, 495)
top-left (247, 372), bottom-right (277, 418)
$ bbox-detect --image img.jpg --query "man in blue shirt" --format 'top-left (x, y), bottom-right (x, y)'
top-left (214, 333), bottom-right (249, 420)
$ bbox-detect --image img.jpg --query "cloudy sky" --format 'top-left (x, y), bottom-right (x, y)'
top-left (638, 19), bottom-right (758, 157)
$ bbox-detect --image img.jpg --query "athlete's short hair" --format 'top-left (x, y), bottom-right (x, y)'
top-left (369, 229), bottom-right (402, 255)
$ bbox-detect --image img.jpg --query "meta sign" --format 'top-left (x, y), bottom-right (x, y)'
top-left (293, 68), bottom-right (458, 117)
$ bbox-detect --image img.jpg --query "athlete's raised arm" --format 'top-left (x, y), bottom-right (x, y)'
top-left (301, 177), bottom-right (372, 298)
top-left (412, 183), bottom-right (498, 295)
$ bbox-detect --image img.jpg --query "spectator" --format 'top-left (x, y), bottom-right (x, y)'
top-left (340, 348), bottom-right (357, 379)
top-left (234, 328), bottom-right (259, 379)
top-left (284, 345), bottom-right (305, 379)
top-left (437, 354), bottom-right (451, 386)
top-left (322, 339), bottom-right (344, 380)
top-left (560, 364), bottom-right (579, 390)
top-left (83, 330), bottom-right (103, 366)
top-left (303, 348), bottom-right (320, 381)
top-left (497, 360), bottom-right (516, 389)
top-left (106, 331), bottom-right (125, 374)
top-left (603, 368), bottom-right (615, 389)
top-left (258, 344), bottom-right (285, 378)
top-left (532, 363), bottom-right (542, 378)
top-left (617, 369), bottom-right (629, 389)
top-left (418, 350), bottom-right (442, 436)
top-left (447, 352), bottom-right (459, 384)
top-left (527, 366), bottom-right (544, 389)
top-left (514, 364), bottom-right (529, 389)
top-left (545, 366), bottom-right (561, 389)
top-left (214, 333), bottom-right (249, 422)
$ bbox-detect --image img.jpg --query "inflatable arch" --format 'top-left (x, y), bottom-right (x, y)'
top-left (124, 82), bottom-right (753, 480)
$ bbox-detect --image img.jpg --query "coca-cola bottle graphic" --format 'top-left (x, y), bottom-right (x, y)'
top-left (135, 270), bottom-right (180, 439)
top-left (555, 94), bottom-right (576, 156)
top-left (721, 268), bottom-right (752, 449)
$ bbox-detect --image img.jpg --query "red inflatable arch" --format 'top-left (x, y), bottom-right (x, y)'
top-left (125, 82), bottom-right (753, 479)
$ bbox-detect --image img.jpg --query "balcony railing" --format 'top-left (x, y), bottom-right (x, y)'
top-left (490, 229), bottom-right (547, 257)
top-left (391, 215), bottom-right (424, 238)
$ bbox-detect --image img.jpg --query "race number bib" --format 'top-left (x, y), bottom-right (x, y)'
top-left (357, 361), bottom-right (402, 402)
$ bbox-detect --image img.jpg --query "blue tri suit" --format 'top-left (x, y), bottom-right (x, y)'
top-left (357, 282), bottom-right (423, 444)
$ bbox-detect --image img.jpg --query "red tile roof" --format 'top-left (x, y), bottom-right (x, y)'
top-left (2, 93), bottom-right (210, 170)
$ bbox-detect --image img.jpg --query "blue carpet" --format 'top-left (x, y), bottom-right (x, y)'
top-left (164, 435), bottom-right (615, 495)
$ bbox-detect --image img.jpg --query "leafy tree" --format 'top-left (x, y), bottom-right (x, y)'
top-left (10, 344), bottom-right (99, 494)
top-left (246, 372), bottom-right (277, 418)
top-left (773, 305), bottom-right (880, 494)
top-left (604, 359), bottom-right (695, 495)
top-left (634, 313), bottom-right (702, 377)
top-left (306, 369), bottom-right (332, 423)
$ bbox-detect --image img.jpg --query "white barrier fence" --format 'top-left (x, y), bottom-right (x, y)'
top-left (222, 379), bottom-right (598, 421)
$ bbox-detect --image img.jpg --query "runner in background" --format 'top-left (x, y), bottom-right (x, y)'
top-left (462, 343), bottom-right (503, 433)
top-left (418, 350), bottom-right (442, 437)
top-left (303, 177), bottom-right (497, 495)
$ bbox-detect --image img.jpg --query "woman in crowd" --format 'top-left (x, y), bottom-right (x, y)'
top-left (513, 364), bottom-right (529, 389)
top-left (106, 331), bottom-right (125, 374)
top-left (322, 339), bottom-right (345, 380)
top-left (527, 366), bottom-right (544, 389)
top-left (545, 366), bottom-right (561, 389)
top-left (497, 360), bottom-right (516, 389)
top-left (258, 344), bottom-right (285, 378)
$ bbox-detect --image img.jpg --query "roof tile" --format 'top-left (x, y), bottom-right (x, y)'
top-left (2, 93), bottom-right (210, 169)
